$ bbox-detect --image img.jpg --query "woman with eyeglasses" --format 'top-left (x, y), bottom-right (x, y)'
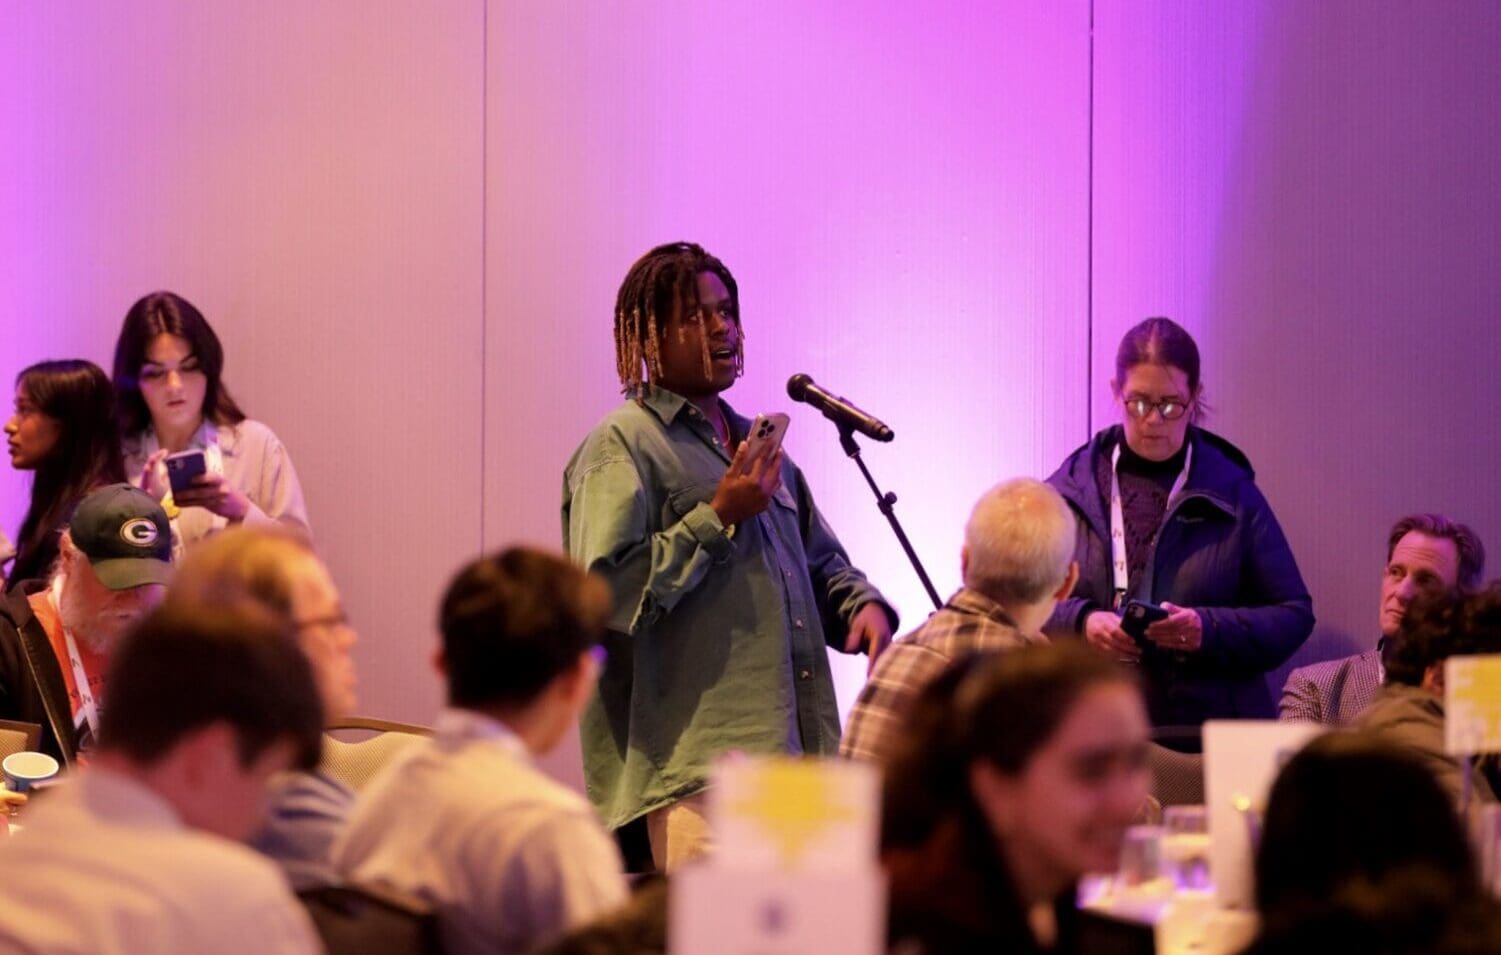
top-left (1044, 317), bottom-right (1313, 728)
top-left (113, 291), bottom-right (310, 554)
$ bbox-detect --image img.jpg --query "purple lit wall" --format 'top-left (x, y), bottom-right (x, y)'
top-left (482, 1), bottom-right (1091, 770)
top-left (3, 3), bottom-right (1499, 790)
top-left (1093, 0), bottom-right (1501, 684)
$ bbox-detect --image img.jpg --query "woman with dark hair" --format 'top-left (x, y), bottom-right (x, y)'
top-left (882, 642), bottom-right (1151, 953)
top-left (1044, 317), bottom-right (1313, 727)
top-left (1246, 731), bottom-right (1501, 954)
top-left (113, 291), bottom-right (310, 553)
top-left (3, 361), bottom-right (125, 587)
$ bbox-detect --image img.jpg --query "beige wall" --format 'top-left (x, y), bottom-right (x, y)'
top-left (482, 0), bottom-right (1091, 783)
top-left (1091, 0), bottom-right (1501, 688)
top-left (1, 1), bottom-right (487, 726)
top-left (4, 2), bottom-right (1499, 793)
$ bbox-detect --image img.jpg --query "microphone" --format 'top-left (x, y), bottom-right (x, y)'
top-left (786, 374), bottom-right (895, 442)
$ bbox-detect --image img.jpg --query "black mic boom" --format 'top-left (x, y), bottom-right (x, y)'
top-left (786, 374), bottom-right (895, 442)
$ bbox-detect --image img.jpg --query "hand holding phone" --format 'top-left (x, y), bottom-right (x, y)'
top-left (709, 413), bottom-right (789, 528)
top-left (1120, 599), bottom-right (1170, 642)
top-left (165, 450), bottom-right (207, 497)
top-left (741, 413), bottom-right (789, 463)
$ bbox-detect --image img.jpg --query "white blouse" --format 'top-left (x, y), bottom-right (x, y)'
top-left (124, 418), bottom-right (312, 554)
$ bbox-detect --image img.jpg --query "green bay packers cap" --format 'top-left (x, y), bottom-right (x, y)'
top-left (68, 484), bottom-right (173, 590)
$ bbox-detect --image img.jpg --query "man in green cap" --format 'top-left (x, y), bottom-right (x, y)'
top-left (0, 483), bottom-right (173, 763)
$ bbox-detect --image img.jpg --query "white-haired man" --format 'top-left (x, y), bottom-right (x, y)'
top-left (841, 478), bottom-right (1079, 765)
top-left (0, 484), bottom-right (171, 763)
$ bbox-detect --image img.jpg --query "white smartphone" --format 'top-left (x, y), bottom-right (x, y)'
top-left (741, 412), bottom-right (790, 461)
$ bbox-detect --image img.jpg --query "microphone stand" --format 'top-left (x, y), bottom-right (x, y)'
top-left (836, 422), bottom-right (943, 610)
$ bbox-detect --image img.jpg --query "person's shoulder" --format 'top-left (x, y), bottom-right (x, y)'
top-left (905, 606), bottom-right (1019, 655)
top-left (380, 739), bottom-right (593, 832)
top-left (1356, 684), bottom-right (1442, 731)
top-left (0, 588), bottom-right (51, 655)
top-left (1191, 428), bottom-right (1258, 484)
top-left (159, 826), bottom-right (305, 898)
top-left (269, 769), bottom-right (356, 818)
top-left (1290, 652), bottom-right (1362, 683)
top-left (168, 832), bottom-right (319, 950)
top-left (218, 418), bottom-right (283, 450)
top-left (1048, 428), bottom-right (1115, 486)
top-left (863, 635), bottom-right (941, 683)
top-left (575, 400), bottom-right (656, 446)
top-left (0, 586), bottom-right (32, 630)
top-left (437, 767), bottom-right (607, 871)
top-left (565, 401), bottom-right (662, 478)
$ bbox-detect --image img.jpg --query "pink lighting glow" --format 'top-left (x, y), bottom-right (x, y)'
top-left (4, 2), bottom-right (1500, 779)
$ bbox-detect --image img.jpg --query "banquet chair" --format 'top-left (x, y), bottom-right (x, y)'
top-left (298, 883), bottom-right (440, 955)
top-left (1147, 741), bottom-right (1205, 807)
top-left (0, 720), bottom-right (42, 763)
top-left (322, 717), bottom-right (432, 793)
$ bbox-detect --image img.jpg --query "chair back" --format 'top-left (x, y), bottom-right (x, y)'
top-left (322, 717), bottom-right (432, 793)
top-left (0, 720), bottom-right (42, 763)
top-left (1148, 741), bottom-right (1205, 807)
top-left (298, 883), bottom-right (441, 955)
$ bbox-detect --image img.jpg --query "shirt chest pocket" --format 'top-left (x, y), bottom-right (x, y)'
top-left (666, 482), bottom-right (718, 524)
top-left (663, 481), bottom-right (798, 530)
top-left (770, 485), bottom-right (797, 514)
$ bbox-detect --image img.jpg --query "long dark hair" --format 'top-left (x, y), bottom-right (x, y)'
top-left (112, 291), bottom-right (246, 434)
top-left (1255, 732), bottom-right (1483, 935)
top-left (883, 642), bottom-right (1137, 849)
top-left (881, 644), bottom-right (1139, 949)
top-left (11, 360), bottom-right (126, 578)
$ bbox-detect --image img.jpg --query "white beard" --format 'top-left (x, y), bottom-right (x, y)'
top-left (54, 570), bottom-right (123, 655)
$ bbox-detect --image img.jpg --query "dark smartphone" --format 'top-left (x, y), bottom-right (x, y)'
top-left (1120, 599), bottom-right (1169, 642)
top-left (165, 449), bottom-right (207, 496)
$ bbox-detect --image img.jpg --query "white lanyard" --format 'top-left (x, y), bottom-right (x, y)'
top-left (49, 576), bottom-right (102, 739)
top-left (1109, 441), bottom-right (1193, 610)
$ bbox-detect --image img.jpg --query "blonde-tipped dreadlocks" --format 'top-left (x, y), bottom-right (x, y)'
top-left (613, 242), bottom-right (744, 398)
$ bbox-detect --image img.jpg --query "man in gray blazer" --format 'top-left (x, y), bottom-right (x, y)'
top-left (1279, 513), bottom-right (1485, 725)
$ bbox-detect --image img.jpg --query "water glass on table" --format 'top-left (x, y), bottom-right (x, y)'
top-left (1161, 805), bottom-right (1211, 892)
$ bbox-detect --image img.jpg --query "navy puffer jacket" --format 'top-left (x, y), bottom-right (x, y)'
top-left (1045, 425), bottom-right (1315, 725)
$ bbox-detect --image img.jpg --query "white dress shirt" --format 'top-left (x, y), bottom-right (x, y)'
top-left (332, 708), bottom-right (628, 955)
top-left (0, 768), bottom-right (322, 955)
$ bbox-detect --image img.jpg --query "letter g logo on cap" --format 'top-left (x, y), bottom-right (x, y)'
top-left (120, 518), bottom-right (160, 547)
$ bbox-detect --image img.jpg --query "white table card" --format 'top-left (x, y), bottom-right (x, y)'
top-left (1445, 654), bottom-right (1501, 755)
top-left (708, 754), bottom-right (879, 872)
top-left (669, 756), bottom-right (885, 955)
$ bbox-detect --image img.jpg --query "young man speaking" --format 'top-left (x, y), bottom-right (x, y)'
top-left (564, 242), bottom-right (896, 869)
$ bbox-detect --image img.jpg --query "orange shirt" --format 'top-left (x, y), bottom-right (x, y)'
top-left (28, 592), bottom-right (109, 731)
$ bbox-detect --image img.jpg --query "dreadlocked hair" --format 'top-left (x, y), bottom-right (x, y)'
top-left (613, 241), bottom-right (743, 397)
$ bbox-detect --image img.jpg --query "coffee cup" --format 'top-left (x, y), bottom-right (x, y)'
top-left (2, 751), bottom-right (60, 793)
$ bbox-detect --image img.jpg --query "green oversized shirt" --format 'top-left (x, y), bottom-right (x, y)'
top-left (562, 387), bottom-right (895, 829)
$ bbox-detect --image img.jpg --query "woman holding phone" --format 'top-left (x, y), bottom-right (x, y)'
top-left (3, 360), bottom-right (125, 587)
top-left (1044, 317), bottom-right (1313, 728)
top-left (114, 291), bottom-right (310, 554)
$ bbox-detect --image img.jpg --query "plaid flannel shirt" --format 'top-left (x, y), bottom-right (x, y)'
top-left (841, 588), bottom-right (1041, 765)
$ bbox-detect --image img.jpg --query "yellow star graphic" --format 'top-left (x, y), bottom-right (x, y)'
top-left (729, 758), bottom-right (859, 868)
